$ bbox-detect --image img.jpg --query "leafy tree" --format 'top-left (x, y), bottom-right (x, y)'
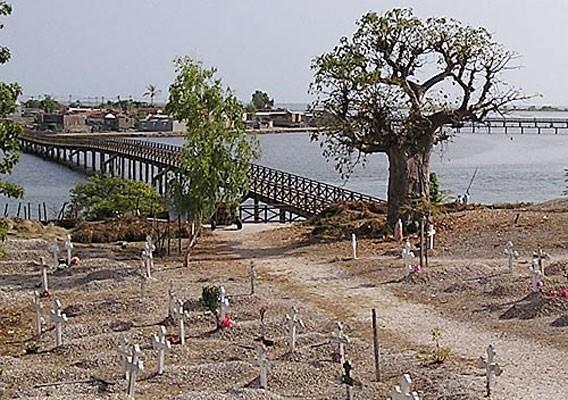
top-left (310, 9), bottom-right (527, 226)
top-left (70, 175), bottom-right (165, 221)
top-left (166, 57), bottom-right (259, 265)
top-left (143, 83), bottom-right (161, 106)
top-left (0, 1), bottom-right (23, 198)
top-left (250, 90), bottom-right (274, 110)
top-left (40, 95), bottom-right (60, 113)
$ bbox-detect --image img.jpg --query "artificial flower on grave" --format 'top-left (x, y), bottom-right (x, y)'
top-left (221, 315), bottom-right (235, 328)
top-left (412, 264), bottom-right (422, 274)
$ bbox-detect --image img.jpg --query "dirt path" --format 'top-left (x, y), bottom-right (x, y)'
top-left (214, 226), bottom-right (568, 400)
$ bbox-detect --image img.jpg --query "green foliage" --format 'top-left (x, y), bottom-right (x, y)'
top-left (429, 173), bottom-right (446, 206)
top-left (200, 285), bottom-right (220, 316)
top-left (70, 175), bottom-right (165, 221)
top-left (0, 1), bottom-right (23, 199)
top-left (166, 57), bottom-right (259, 224)
top-left (250, 90), bottom-right (274, 110)
top-left (23, 95), bottom-right (61, 113)
top-left (418, 327), bottom-right (451, 364)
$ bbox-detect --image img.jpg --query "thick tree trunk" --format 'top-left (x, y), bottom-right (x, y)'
top-left (387, 145), bottom-right (432, 227)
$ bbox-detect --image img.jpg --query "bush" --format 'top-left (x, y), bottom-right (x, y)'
top-left (70, 175), bottom-right (166, 221)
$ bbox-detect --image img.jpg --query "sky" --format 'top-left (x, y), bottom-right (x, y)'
top-left (1, 0), bottom-right (567, 105)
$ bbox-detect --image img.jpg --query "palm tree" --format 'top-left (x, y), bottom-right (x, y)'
top-left (143, 84), bottom-right (161, 106)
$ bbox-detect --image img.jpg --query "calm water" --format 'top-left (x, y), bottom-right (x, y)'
top-left (2, 132), bottom-right (567, 217)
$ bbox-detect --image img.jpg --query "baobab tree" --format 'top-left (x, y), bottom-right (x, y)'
top-left (310, 9), bottom-right (528, 226)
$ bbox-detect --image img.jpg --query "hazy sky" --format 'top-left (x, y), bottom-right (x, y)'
top-left (2, 0), bottom-right (567, 105)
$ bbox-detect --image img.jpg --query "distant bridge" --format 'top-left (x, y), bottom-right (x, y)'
top-left (20, 132), bottom-right (384, 223)
top-left (457, 117), bottom-right (568, 135)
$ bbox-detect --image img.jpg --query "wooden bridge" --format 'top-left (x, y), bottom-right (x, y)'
top-left (457, 116), bottom-right (568, 135)
top-left (19, 132), bottom-right (384, 222)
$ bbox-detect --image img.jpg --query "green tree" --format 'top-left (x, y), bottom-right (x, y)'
top-left (40, 95), bottom-right (60, 113)
top-left (166, 57), bottom-right (258, 265)
top-left (310, 9), bottom-right (527, 226)
top-left (0, 1), bottom-right (23, 198)
top-left (143, 83), bottom-right (161, 106)
top-left (70, 175), bottom-right (165, 221)
top-left (250, 90), bottom-right (274, 110)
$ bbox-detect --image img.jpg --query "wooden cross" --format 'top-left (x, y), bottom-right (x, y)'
top-left (391, 373), bottom-right (420, 400)
top-left (49, 240), bottom-right (59, 269)
top-left (504, 241), bottom-right (519, 272)
top-left (49, 299), bottom-right (68, 347)
top-left (64, 234), bottom-right (73, 266)
top-left (477, 344), bottom-right (503, 397)
top-left (402, 240), bottom-right (416, 275)
top-left (118, 337), bottom-right (135, 379)
top-left (250, 264), bottom-right (257, 295)
top-left (427, 224), bottom-right (436, 250)
top-left (32, 291), bottom-right (43, 336)
top-left (126, 344), bottom-right (144, 398)
top-left (285, 306), bottom-right (304, 353)
top-left (330, 321), bottom-right (350, 365)
top-left (152, 325), bottom-right (171, 375)
top-left (40, 265), bottom-right (49, 296)
top-left (254, 344), bottom-right (271, 389)
top-left (341, 360), bottom-right (354, 400)
top-left (172, 299), bottom-right (189, 345)
top-left (218, 286), bottom-right (229, 324)
top-left (351, 233), bottom-right (358, 260)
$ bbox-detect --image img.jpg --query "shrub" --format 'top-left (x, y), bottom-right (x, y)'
top-left (69, 175), bottom-right (166, 221)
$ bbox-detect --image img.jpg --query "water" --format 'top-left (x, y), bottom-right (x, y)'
top-left (2, 132), bottom-right (567, 216)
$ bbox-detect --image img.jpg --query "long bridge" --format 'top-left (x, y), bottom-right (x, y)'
top-left (19, 132), bottom-right (384, 223)
top-left (458, 116), bottom-right (568, 135)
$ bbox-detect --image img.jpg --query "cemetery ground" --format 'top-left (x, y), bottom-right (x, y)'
top-left (2, 202), bottom-right (568, 399)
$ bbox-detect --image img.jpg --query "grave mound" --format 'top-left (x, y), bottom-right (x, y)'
top-left (551, 315), bottom-right (568, 327)
top-left (174, 389), bottom-right (285, 399)
top-left (310, 200), bottom-right (387, 240)
top-left (544, 261), bottom-right (567, 276)
top-left (500, 293), bottom-right (568, 320)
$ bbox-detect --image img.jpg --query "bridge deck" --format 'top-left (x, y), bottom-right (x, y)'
top-left (20, 132), bottom-right (385, 219)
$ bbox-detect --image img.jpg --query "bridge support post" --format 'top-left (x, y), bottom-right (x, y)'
top-left (254, 198), bottom-right (259, 223)
top-left (279, 208), bottom-right (286, 223)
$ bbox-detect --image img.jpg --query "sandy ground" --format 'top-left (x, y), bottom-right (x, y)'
top-left (2, 207), bottom-right (568, 399)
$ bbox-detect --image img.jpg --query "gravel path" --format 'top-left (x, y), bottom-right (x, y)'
top-left (217, 226), bottom-right (568, 400)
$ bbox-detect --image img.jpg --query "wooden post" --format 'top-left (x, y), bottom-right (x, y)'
top-left (419, 216), bottom-right (425, 270)
top-left (372, 308), bottom-right (380, 381)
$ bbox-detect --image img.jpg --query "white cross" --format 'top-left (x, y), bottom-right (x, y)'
top-left (427, 224), bottom-right (436, 250)
top-left (64, 234), bottom-right (73, 266)
top-left (477, 344), bottom-right (503, 397)
top-left (285, 306), bottom-right (304, 353)
top-left (49, 299), bottom-right (68, 347)
top-left (351, 233), bottom-right (358, 260)
top-left (118, 337), bottom-right (133, 379)
top-left (330, 321), bottom-right (350, 365)
top-left (250, 264), bottom-right (257, 295)
top-left (535, 249), bottom-right (549, 277)
top-left (145, 235), bottom-right (155, 270)
top-left (49, 240), bottom-right (59, 269)
top-left (255, 344), bottom-right (271, 389)
top-left (126, 344), bottom-right (144, 398)
top-left (40, 265), bottom-right (49, 295)
top-left (172, 299), bottom-right (189, 345)
top-left (529, 264), bottom-right (544, 292)
top-left (141, 249), bottom-right (152, 279)
top-left (152, 325), bottom-right (171, 375)
top-left (168, 282), bottom-right (177, 319)
top-left (218, 286), bottom-right (230, 324)
top-left (391, 373), bottom-right (420, 400)
top-left (32, 291), bottom-right (43, 336)
top-left (504, 241), bottom-right (519, 272)
top-left (402, 240), bottom-right (416, 275)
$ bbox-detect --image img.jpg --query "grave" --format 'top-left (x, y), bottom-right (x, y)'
top-left (218, 286), bottom-right (230, 325)
top-left (351, 233), bottom-right (358, 260)
top-left (529, 263), bottom-right (544, 292)
top-left (402, 240), bottom-right (417, 275)
top-left (141, 249), bottom-right (152, 279)
top-left (477, 344), bottom-right (503, 397)
top-left (32, 291), bottom-right (43, 336)
top-left (341, 360), bottom-right (354, 400)
top-left (144, 235), bottom-right (155, 270)
top-left (152, 325), bottom-right (171, 375)
top-left (504, 241), bottom-right (519, 272)
top-left (172, 299), bottom-right (189, 345)
top-left (427, 224), bottom-right (436, 250)
top-left (254, 344), bottom-right (271, 389)
top-left (126, 344), bottom-right (144, 397)
top-left (64, 234), bottom-right (73, 266)
top-left (330, 321), bottom-right (350, 365)
top-left (49, 240), bottom-right (60, 269)
top-left (40, 264), bottom-right (49, 297)
top-left (391, 374), bottom-right (420, 400)
top-left (49, 299), bottom-right (68, 348)
top-left (118, 337), bottom-right (131, 379)
top-left (285, 306), bottom-right (304, 353)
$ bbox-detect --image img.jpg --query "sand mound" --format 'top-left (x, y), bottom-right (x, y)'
top-left (309, 200), bottom-right (387, 240)
top-left (500, 293), bottom-right (568, 320)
